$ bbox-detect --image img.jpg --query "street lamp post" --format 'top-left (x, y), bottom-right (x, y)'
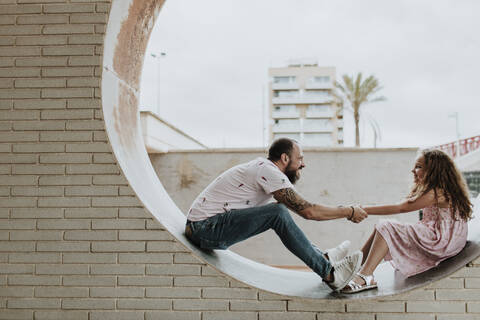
top-left (150, 52), bottom-right (166, 116)
top-left (448, 112), bottom-right (460, 156)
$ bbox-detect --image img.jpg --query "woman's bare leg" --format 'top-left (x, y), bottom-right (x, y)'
top-left (361, 229), bottom-right (376, 265)
top-left (351, 230), bottom-right (389, 286)
top-left (360, 230), bottom-right (388, 275)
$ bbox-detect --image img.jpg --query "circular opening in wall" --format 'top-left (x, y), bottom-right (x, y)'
top-left (102, 0), bottom-right (480, 299)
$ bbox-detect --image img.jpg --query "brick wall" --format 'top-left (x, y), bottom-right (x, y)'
top-left (1, 0), bottom-right (480, 319)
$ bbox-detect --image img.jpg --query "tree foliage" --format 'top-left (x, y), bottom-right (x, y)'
top-left (335, 73), bottom-right (385, 147)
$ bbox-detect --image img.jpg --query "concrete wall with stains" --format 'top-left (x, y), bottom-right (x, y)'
top-left (150, 148), bottom-right (420, 266)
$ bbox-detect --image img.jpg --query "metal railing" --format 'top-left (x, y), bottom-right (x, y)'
top-left (433, 135), bottom-right (480, 158)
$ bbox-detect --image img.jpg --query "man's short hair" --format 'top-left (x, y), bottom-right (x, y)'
top-left (268, 138), bottom-right (297, 162)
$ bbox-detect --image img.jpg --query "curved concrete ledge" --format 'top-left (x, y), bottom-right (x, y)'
top-left (179, 212), bottom-right (480, 299)
top-left (102, 0), bottom-right (480, 299)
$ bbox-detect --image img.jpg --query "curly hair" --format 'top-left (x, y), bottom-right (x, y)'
top-left (408, 149), bottom-right (473, 221)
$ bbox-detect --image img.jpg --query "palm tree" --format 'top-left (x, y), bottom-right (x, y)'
top-left (335, 73), bottom-right (385, 147)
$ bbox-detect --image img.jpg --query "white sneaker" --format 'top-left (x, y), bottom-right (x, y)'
top-left (327, 251), bottom-right (362, 291)
top-left (325, 240), bottom-right (351, 265)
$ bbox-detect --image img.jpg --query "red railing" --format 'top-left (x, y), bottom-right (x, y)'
top-left (433, 135), bottom-right (480, 159)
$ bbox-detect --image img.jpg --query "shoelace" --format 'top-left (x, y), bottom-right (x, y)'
top-left (335, 256), bottom-right (352, 268)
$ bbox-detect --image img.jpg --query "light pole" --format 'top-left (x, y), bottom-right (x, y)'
top-left (150, 52), bottom-right (166, 116)
top-left (448, 112), bottom-right (460, 156)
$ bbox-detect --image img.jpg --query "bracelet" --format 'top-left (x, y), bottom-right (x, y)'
top-left (347, 206), bottom-right (355, 220)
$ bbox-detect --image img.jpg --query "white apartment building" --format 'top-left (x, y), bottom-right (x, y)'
top-left (268, 61), bottom-right (343, 147)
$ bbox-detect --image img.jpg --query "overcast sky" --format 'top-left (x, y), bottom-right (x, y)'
top-left (139, 0), bottom-right (479, 149)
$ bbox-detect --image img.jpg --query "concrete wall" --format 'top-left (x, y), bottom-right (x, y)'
top-left (150, 148), bottom-right (420, 266)
top-left (141, 111), bottom-right (207, 153)
top-left (457, 149), bottom-right (480, 171)
top-left (1, 0), bottom-right (480, 319)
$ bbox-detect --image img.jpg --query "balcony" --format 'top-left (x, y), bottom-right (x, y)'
top-left (272, 109), bottom-right (300, 119)
top-left (303, 125), bottom-right (334, 133)
top-left (273, 133), bottom-right (301, 141)
top-left (272, 119), bottom-right (302, 133)
top-left (305, 82), bottom-right (333, 90)
top-left (305, 109), bottom-right (334, 118)
top-left (272, 95), bottom-right (333, 105)
top-left (303, 119), bottom-right (333, 133)
top-left (272, 125), bottom-right (302, 133)
top-left (272, 82), bottom-right (299, 90)
top-left (303, 133), bottom-right (333, 147)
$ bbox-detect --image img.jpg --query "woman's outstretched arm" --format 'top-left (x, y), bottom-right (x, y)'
top-left (364, 189), bottom-right (437, 215)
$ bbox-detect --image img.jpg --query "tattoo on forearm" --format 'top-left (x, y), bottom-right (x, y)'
top-left (274, 188), bottom-right (313, 212)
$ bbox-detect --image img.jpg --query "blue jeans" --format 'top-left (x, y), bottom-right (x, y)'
top-left (186, 203), bottom-right (332, 279)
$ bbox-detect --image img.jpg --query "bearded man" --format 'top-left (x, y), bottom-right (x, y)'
top-left (185, 138), bottom-right (367, 291)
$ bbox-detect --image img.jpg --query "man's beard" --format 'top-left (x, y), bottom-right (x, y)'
top-left (285, 162), bottom-right (300, 184)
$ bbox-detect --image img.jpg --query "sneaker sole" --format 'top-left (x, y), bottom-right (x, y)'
top-left (335, 251), bottom-right (363, 292)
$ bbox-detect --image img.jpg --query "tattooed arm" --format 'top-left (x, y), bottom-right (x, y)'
top-left (272, 188), bottom-right (367, 222)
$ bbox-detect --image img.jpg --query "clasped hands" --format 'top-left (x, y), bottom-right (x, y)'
top-left (347, 205), bottom-right (368, 223)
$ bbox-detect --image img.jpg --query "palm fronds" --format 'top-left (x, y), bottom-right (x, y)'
top-left (335, 73), bottom-right (385, 147)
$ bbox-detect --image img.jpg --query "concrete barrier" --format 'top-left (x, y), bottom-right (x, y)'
top-left (150, 148), bottom-right (419, 266)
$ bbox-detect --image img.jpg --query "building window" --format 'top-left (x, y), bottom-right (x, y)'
top-left (273, 119), bottom-right (301, 132)
top-left (305, 104), bottom-right (332, 118)
top-left (309, 76), bottom-right (330, 83)
top-left (276, 119), bottom-right (300, 127)
top-left (303, 133), bottom-right (333, 146)
top-left (304, 90), bottom-right (330, 97)
top-left (273, 105), bottom-right (299, 119)
top-left (307, 105), bottom-right (330, 112)
top-left (273, 76), bottom-right (296, 84)
top-left (274, 105), bottom-right (296, 112)
top-left (304, 119), bottom-right (331, 130)
top-left (273, 133), bottom-right (301, 141)
top-left (274, 90), bottom-right (298, 98)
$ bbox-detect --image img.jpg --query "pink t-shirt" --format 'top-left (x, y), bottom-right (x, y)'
top-left (187, 157), bottom-right (294, 221)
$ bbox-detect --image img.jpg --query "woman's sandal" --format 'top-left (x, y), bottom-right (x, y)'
top-left (340, 273), bottom-right (378, 293)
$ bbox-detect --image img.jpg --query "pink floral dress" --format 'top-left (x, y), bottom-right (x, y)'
top-left (376, 205), bottom-right (468, 277)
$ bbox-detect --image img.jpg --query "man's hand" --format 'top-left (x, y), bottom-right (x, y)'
top-left (349, 206), bottom-right (367, 223)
